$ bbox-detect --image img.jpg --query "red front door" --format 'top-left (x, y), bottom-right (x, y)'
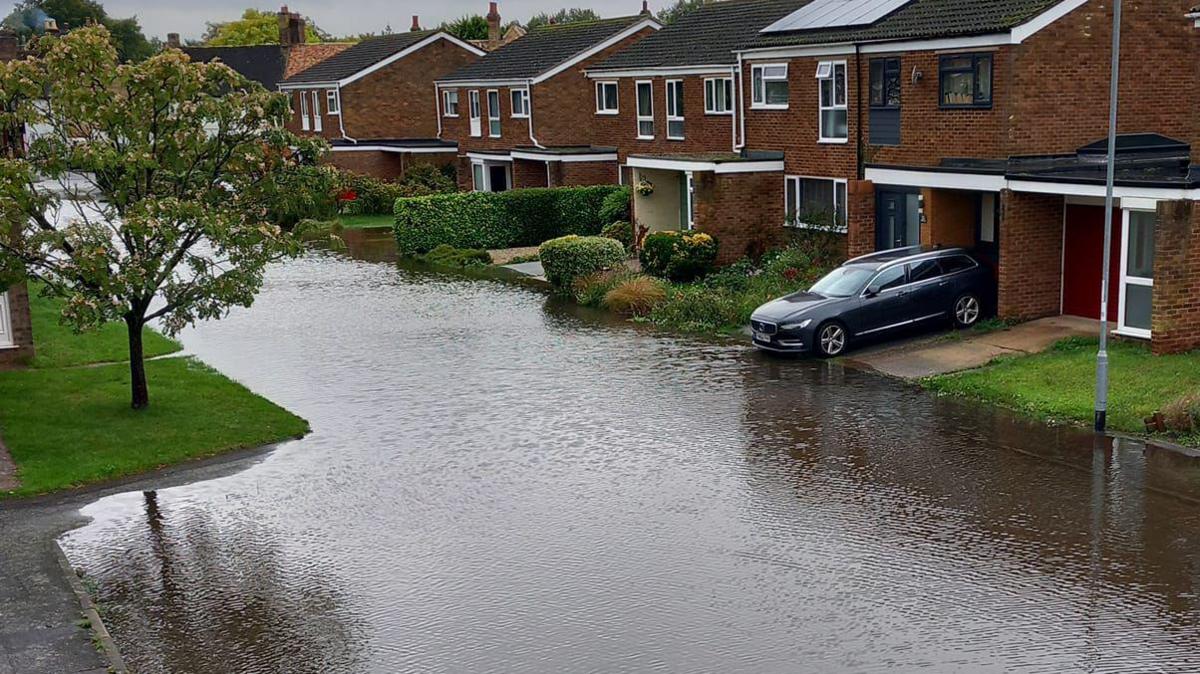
top-left (1062, 205), bottom-right (1121, 322)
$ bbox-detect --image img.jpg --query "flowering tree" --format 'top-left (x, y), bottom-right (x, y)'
top-left (0, 26), bottom-right (326, 408)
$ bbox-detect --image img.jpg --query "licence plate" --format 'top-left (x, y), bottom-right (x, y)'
top-left (754, 332), bottom-right (773, 343)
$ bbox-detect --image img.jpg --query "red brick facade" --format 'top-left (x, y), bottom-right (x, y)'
top-left (327, 151), bottom-right (455, 181)
top-left (997, 190), bottom-right (1063, 321)
top-left (692, 170), bottom-right (786, 264)
top-left (1151, 200), bottom-right (1200, 354)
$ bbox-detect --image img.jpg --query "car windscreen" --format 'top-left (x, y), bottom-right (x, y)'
top-left (809, 265), bottom-right (876, 297)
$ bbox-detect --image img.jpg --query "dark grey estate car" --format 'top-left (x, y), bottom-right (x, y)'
top-left (751, 247), bottom-right (995, 357)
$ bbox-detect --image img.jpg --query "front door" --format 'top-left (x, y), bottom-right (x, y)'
top-left (1118, 209), bottom-right (1155, 337)
top-left (0, 292), bottom-right (13, 348)
top-left (488, 164), bottom-right (510, 192)
top-left (876, 189), bottom-right (921, 250)
top-left (1062, 204), bottom-right (1121, 322)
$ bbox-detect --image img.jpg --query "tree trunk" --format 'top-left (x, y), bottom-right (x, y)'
top-left (126, 316), bottom-right (149, 410)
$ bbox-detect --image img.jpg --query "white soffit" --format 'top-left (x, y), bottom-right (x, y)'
top-left (763, 0), bottom-right (912, 33)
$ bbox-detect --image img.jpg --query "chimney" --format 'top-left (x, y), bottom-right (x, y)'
top-left (640, 0), bottom-right (651, 16)
top-left (43, 18), bottom-right (59, 35)
top-left (166, 32), bottom-right (181, 49)
top-left (277, 6), bottom-right (305, 46)
top-left (487, 2), bottom-right (501, 45)
top-left (410, 15), bottom-right (422, 31)
top-left (0, 29), bottom-right (18, 61)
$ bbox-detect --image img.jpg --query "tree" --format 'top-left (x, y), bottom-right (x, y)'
top-left (526, 8), bottom-right (601, 29)
top-left (0, 26), bottom-right (324, 409)
top-left (657, 0), bottom-right (711, 24)
top-left (441, 14), bottom-right (489, 41)
top-left (203, 8), bottom-right (327, 46)
top-left (2, 0), bottom-right (155, 61)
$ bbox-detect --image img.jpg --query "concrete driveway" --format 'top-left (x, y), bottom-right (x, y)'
top-left (846, 316), bottom-right (1103, 380)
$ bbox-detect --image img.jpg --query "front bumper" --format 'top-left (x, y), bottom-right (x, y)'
top-left (750, 322), bottom-right (812, 353)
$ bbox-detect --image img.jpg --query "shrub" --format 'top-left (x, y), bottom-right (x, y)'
top-left (539, 235), bottom-right (626, 290)
top-left (394, 185), bottom-right (625, 254)
top-left (572, 269), bottom-right (632, 307)
top-left (418, 244), bottom-right (493, 268)
top-left (1163, 393), bottom-right (1200, 433)
top-left (599, 186), bottom-right (632, 225)
top-left (603, 275), bottom-right (666, 317)
top-left (649, 285), bottom-right (743, 332)
top-left (639, 230), bottom-right (719, 282)
top-left (267, 165), bottom-right (341, 226)
top-left (337, 165), bottom-right (457, 216)
top-left (600, 220), bottom-right (634, 250)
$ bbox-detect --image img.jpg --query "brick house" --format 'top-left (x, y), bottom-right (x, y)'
top-left (584, 0), bottom-right (807, 262)
top-left (704, 0), bottom-right (1200, 354)
top-left (435, 8), bottom-right (661, 192)
top-left (0, 29), bottom-right (34, 367)
top-left (280, 23), bottom-right (485, 180)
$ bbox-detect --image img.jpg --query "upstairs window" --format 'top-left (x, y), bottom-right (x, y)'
top-left (511, 89), bottom-right (530, 118)
top-left (751, 64), bottom-right (788, 108)
top-left (940, 53), bottom-right (992, 108)
top-left (299, 92), bottom-right (309, 131)
top-left (636, 80), bottom-right (654, 139)
top-left (704, 77), bottom-right (733, 115)
top-left (869, 58), bottom-right (900, 108)
top-left (666, 80), bottom-right (684, 140)
top-left (817, 61), bottom-right (847, 142)
top-left (443, 90), bottom-right (459, 117)
top-left (487, 90), bottom-right (501, 137)
top-left (326, 89), bottom-right (340, 115)
top-left (596, 81), bottom-right (619, 114)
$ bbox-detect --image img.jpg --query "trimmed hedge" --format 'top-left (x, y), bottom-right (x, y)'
top-left (394, 185), bottom-right (624, 254)
top-left (599, 186), bottom-right (632, 225)
top-left (640, 230), bottom-right (719, 282)
top-left (539, 235), bottom-right (626, 290)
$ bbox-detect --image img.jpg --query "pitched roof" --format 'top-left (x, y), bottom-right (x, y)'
top-left (182, 45), bottom-right (288, 90)
top-left (593, 0), bottom-right (809, 71)
top-left (285, 42), bottom-right (354, 79)
top-left (282, 30), bottom-right (447, 84)
top-left (747, 0), bottom-right (1063, 49)
top-left (439, 15), bottom-right (655, 83)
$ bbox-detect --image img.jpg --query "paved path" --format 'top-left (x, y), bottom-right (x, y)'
top-left (502, 260), bottom-right (547, 281)
top-left (488, 246), bottom-right (540, 266)
top-left (847, 316), bottom-right (1102, 380)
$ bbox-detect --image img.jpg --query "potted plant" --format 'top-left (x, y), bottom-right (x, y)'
top-left (634, 178), bottom-right (655, 197)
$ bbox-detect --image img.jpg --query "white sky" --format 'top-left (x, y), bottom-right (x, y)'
top-left (97, 0), bottom-right (674, 41)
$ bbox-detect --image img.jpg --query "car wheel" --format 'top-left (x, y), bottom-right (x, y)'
top-left (953, 293), bottom-right (982, 329)
top-left (816, 321), bottom-right (849, 358)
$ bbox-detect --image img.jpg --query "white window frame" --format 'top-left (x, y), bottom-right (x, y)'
top-left (704, 77), bottom-right (733, 115)
top-left (0, 292), bottom-right (13, 349)
top-left (751, 63), bottom-right (789, 110)
top-left (487, 89), bottom-right (502, 138)
top-left (299, 92), bottom-right (310, 131)
top-left (310, 91), bottom-right (322, 132)
top-left (468, 90), bottom-right (482, 137)
top-left (326, 89), bottom-right (340, 115)
top-left (510, 88), bottom-right (530, 119)
top-left (443, 90), bottom-right (459, 117)
top-left (471, 160), bottom-right (511, 193)
top-left (784, 175), bottom-right (848, 232)
top-left (636, 80), bottom-right (654, 140)
top-left (595, 81), bottom-right (619, 115)
top-left (666, 79), bottom-right (685, 141)
top-left (818, 60), bottom-right (848, 143)
top-left (1116, 207), bottom-right (1155, 339)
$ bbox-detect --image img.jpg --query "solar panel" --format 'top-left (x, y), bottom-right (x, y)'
top-left (761, 0), bottom-right (912, 33)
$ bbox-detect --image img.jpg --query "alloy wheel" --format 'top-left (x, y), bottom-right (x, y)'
top-left (956, 296), bottom-right (981, 326)
top-left (820, 324), bottom-right (846, 356)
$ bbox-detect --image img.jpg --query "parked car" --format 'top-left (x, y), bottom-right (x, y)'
top-left (750, 247), bottom-right (995, 357)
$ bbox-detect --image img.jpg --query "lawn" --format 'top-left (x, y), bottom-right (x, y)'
top-left (0, 291), bottom-right (309, 498)
top-left (338, 213), bottom-right (394, 229)
top-left (926, 337), bottom-right (1200, 439)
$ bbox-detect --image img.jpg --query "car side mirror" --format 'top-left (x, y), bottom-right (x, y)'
top-left (865, 284), bottom-right (881, 298)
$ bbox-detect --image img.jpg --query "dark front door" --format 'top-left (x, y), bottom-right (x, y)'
top-left (876, 189), bottom-right (922, 250)
top-left (488, 165), bottom-right (510, 192)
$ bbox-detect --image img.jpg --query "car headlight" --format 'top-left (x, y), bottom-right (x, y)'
top-left (780, 318), bottom-right (813, 331)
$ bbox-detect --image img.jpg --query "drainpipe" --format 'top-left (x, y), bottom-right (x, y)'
top-left (735, 52), bottom-right (746, 151)
top-left (434, 83), bottom-right (443, 139)
top-left (526, 78), bottom-right (546, 149)
top-left (727, 65), bottom-right (737, 153)
top-left (854, 44), bottom-right (862, 179)
top-left (336, 84), bottom-right (357, 144)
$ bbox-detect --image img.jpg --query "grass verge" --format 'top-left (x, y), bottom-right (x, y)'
top-left (29, 285), bottom-right (182, 369)
top-left (926, 336), bottom-right (1200, 443)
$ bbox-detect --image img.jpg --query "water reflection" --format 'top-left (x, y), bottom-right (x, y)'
top-left (60, 250), bottom-right (1200, 673)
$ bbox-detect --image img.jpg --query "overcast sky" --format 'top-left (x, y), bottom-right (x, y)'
top-left (96, 0), bottom-right (674, 41)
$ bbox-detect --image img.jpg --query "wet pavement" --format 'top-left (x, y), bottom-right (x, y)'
top-left (40, 250), bottom-right (1200, 673)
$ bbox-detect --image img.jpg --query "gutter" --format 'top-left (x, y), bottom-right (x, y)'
top-left (526, 79), bottom-right (545, 149)
top-left (735, 52), bottom-right (746, 151)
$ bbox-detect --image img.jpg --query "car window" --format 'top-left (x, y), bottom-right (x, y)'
top-left (941, 255), bottom-right (977, 274)
top-left (910, 259), bottom-right (943, 283)
top-left (810, 265), bottom-right (876, 297)
top-left (870, 265), bottom-right (907, 293)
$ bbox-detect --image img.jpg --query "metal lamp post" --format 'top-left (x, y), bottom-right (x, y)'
top-left (1095, 0), bottom-right (1123, 433)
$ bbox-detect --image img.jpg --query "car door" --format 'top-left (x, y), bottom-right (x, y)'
top-left (845, 264), bottom-right (908, 336)
top-left (905, 258), bottom-right (952, 323)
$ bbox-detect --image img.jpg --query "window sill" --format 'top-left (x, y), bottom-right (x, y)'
top-left (637, 136), bottom-right (656, 141)
top-left (444, 114), bottom-right (460, 118)
top-left (667, 137), bottom-right (686, 142)
top-left (818, 137), bottom-right (849, 144)
top-left (784, 222), bottom-right (848, 233)
top-left (596, 110), bottom-right (619, 116)
top-left (751, 104), bottom-right (789, 111)
top-left (1113, 328), bottom-right (1152, 341)
top-left (704, 111), bottom-right (734, 116)
top-left (511, 115), bottom-right (529, 120)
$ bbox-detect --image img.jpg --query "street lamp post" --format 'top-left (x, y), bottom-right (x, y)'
top-left (1095, 0), bottom-right (1123, 433)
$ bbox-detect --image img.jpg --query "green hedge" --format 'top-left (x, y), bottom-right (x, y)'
top-left (539, 236), bottom-right (626, 290)
top-left (393, 185), bottom-right (624, 254)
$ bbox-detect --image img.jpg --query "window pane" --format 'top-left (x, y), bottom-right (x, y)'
top-left (705, 81), bottom-right (714, 111)
top-left (835, 181), bottom-right (847, 227)
top-left (822, 109), bottom-right (848, 139)
top-left (764, 65), bottom-right (787, 78)
top-left (942, 71), bottom-right (974, 106)
top-left (869, 61), bottom-right (884, 106)
top-left (875, 266), bottom-right (907, 291)
top-left (798, 178), bottom-right (834, 224)
top-left (668, 120), bottom-right (684, 138)
top-left (637, 83), bottom-right (652, 115)
top-left (723, 80), bottom-right (732, 111)
top-left (671, 82), bottom-right (683, 116)
top-left (820, 78), bottom-right (832, 107)
top-left (885, 62), bottom-right (900, 107)
top-left (1127, 211), bottom-right (1157, 278)
top-left (786, 178), bottom-right (798, 222)
top-left (910, 259), bottom-right (943, 282)
top-left (639, 120), bottom-right (654, 137)
top-left (834, 63), bottom-right (846, 106)
top-left (1124, 283), bottom-right (1153, 330)
top-left (944, 56), bottom-right (973, 70)
top-left (472, 164), bottom-right (484, 191)
top-left (766, 80), bottom-right (788, 105)
top-left (974, 55), bottom-right (992, 103)
top-left (752, 70), bottom-right (763, 102)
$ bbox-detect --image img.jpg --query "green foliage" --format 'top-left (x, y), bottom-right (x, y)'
top-left (418, 244), bottom-right (493, 268)
top-left (442, 14), bottom-right (489, 40)
top-left (1164, 393), bottom-right (1200, 434)
top-left (639, 230), bottom-right (719, 282)
top-left (393, 185), bottom-right (624, 254)
top-left (600, 220), bottom-right (634, 250)
top-left (538, 235), bottom-right (626, 290)
top-left (292, 219), bottom-right (345, 249)
top-left (203, 8), bottom-right (327, 46)
top-left (657, 0), bottom-right (711, 24)
top-left (4, 0), bottom-right (155, 62)
top-left (28, 283), bottom-right (181, 369)
top-left (265, 164), bottom-right (341, 226)
top-left (602, 275), bottom-right (667, 317)
top-left (330, 165), bottom-right (457, 217)
top-left (527, 8), bottom-right (601, 29)
top-left (571, 269), bottom-right (632, 307)
top-left (598, 186), bottom-right (631, 224)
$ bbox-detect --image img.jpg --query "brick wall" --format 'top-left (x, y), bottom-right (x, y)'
top-left (284, 89), bottom-right (342, 141)
top-left (556, 161), bottom-right (619, 187)
top-left (513, 158), bottom-right (549, 188)
top-left (845, 179), bottom-right (876, 257)
top-left (591, 73), bottom-right (738, 162)
top-left (326, 150), bottom-right (455, 181)
top-left (997, 190), bottom-right (1063, 320)
top-left (440, 85), bottom-right (533, 153)
top-left (922, 188), bottom-right (977, 248)
top-left (1151, 200), bottom-right (1200, 355)
top-left (0, 283), bottom-right (34, 369)
top-left (693, 171), bottom-right (785, 264)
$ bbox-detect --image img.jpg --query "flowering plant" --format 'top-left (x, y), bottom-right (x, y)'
top-left (634, 178), bottom-right (655, 196)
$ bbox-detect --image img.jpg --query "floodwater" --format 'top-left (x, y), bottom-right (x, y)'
top-left (60, 250), bottom-right (1200, 674)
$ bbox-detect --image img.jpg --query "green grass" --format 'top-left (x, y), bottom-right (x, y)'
top-left (0, 357), bottom-right (308, 497)
top-left (338, 213), bottom-right (394, 229)
top-left (926, 337), bottom-right (1200, 438)
top-left (29, 286), bottom-right (182, 369)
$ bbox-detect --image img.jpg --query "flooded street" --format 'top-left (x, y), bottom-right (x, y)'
top-left (59, 251), bottom-right (1200, 673)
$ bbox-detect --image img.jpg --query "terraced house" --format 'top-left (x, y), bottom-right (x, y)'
top-left (436, 7), bottom-right (661, 192)
top-left (281, 22), bottom-right (485, 179)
